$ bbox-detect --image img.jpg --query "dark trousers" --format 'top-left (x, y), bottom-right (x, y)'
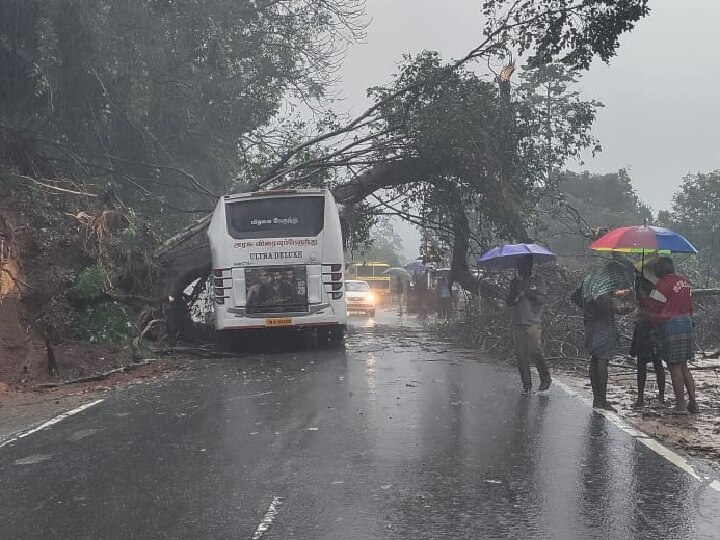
top-left (513, 324), bottom-right (551, 389)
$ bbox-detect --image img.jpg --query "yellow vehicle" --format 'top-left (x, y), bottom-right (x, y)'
top-left (346, 262), bottom-right (391, 304)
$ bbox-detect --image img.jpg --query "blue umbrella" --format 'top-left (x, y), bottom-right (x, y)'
top-left (477, 243), bottom-right (557, 271)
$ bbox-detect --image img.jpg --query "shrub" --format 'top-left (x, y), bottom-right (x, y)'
top-left (75, 301), bottom-right (133, 344)
top-left (71, 265), bottom-right (108, 303)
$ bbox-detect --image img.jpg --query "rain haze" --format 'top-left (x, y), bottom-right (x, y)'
top-left (337, 0), bottom-right (720, 257)
top-left (5, 3), bottom-right (720, 538)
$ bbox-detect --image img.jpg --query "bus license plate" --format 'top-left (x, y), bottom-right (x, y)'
top-left (265, 317), bottom-right (293, 327)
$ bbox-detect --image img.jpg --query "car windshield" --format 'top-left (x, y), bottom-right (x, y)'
top-left (345, 281), bottom-right (370, 292)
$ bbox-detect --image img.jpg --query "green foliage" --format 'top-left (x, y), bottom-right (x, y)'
top-left (341, 201), bottom-right (378, 252)
top-left (539, 169), bottom-right (652, 256)
top-left (561, 169), bottom-right (652, 225)
top-left (0, 0), bottom-right (653, 318)
top-left (483, 0), bottom-right (650, 70)
top-left (70, 265), bottom-right (132, 344)
top-left (516, 63), bottom-right (603, 184)
top-left (367, 52), bottom-right (527, 239)
top-left (70, 265), bottom-right (108, 303)
top-left (75, 301), bottom-right (133, 345)
top-left (665, 171), bottom-right (720, 285)
top-left (0, 0), bottom-right (365, 228)
top-left (122, 225), bottom-right (137, 240)
top-left (349, 219), bottom-right (406, 267)
top-left (672, 255), bottom-right (708, 288)
top-left (364, 54), bottom-right (605, 257)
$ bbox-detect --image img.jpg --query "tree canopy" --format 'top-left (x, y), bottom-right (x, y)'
top-left (0, 0), bottom-right (653, 305)
top-left (663, 171), bottom-right (720, 284)
top-left (539, 169), bottom-right (652, 258)
top-left (0, 0), bottom-right (365, 220)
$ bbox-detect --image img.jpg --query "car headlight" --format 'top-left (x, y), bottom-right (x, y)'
top-left (367, 293), bottom-right (376, 304)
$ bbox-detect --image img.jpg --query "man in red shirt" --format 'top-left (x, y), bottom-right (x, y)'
top-left (647, 257), bottom-right (698, 414)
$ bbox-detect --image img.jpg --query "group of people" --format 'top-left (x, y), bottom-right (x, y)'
top-left (406, 270), bottom-right (458, 319)
top-left (507, 254), bottom-right (698, 415)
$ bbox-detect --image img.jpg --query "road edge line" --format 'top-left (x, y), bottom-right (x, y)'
top-left (0, 398), bottom-right (105, 450)
top-left (252, 496), bottom-right (284, 539)
top-left (553, 379), bottom-right (720, 493)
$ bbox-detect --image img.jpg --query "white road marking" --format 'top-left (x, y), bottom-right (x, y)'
top-left (252, 496), bottom-right (284, 539)
top-left (0, 399), bottom-right (105, 450)
top-left (225, 391), bottom-right (273, 402)
top-left (554, 379), bottom-right (720, 493)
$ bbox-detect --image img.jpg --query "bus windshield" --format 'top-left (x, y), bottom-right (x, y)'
top-left (225, 196), bottom-right (325, 239)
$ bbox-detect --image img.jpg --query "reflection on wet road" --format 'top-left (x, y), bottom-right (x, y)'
top-left (1, 310), bottom-right (719, 539)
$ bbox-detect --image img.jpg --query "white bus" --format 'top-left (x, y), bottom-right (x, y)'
top-left (207, 188), bottom-right (347, 342)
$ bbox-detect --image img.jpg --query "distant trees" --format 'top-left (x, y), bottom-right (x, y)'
top-left (349, 220), bottom-right (405, 268)
top-left (539, 169), bottom-right (652, 257)
top-left (661, 171), bottom-right (720, 284)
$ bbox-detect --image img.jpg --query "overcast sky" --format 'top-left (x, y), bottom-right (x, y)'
top-left (335, 0), bottom-right (720, 257)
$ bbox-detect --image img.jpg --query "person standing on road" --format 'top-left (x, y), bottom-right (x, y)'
top-left (580, 259), bottom-right (633, 411)
top-left (415, 270), bottom-right (429, 319)
top-left (647, 257), bottom-right (698, 414)
top-left (630, 274), bottom-right (665, 407)
top-left (506, 255), bottom-right (551, 394)
top-left (437, 276), bottom-right (452, 319)
top-left (394, 277), bottom-right (406, 316)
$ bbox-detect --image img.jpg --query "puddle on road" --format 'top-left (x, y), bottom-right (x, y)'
top-left (14, 453), bottom-right (54, 465)
top-left (67, 428), bottom-right (103, 441)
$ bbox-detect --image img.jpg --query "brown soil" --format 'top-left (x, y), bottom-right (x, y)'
top-left (0, 297), bottom-right (46, 391)
top-left (0, 185), bottom-right (139, 394)
top-left (0, 320), bottom-right (141, 393)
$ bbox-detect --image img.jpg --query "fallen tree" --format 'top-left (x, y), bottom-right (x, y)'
top-left (1, 0), bottom-right (652, 348)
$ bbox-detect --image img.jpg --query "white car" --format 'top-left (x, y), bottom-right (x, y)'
top-left (345, 280), bottom-right (376, 316)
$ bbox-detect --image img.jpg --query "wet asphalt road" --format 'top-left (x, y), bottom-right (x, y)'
top-left (2, 311), bottom-right (720, 539)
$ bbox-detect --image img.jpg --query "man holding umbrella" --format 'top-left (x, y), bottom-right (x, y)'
top-left (580, 258), bottom-right (634, 411)
top-left (506, 254), bottom-right (552, 394)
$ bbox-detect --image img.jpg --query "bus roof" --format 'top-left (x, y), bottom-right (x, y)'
top-left (222, 188), bottom-right (328, 202)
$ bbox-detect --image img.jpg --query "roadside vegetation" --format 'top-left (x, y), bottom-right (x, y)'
top-left (14, 0), bottom-right (720, 388)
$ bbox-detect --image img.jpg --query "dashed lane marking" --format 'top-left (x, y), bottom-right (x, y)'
top-left (252, 496), bottom-right (284, 539)
top-left (0, 399), bottom-right (105, 451)
top-left (554, 379), bottom-right (720, 493)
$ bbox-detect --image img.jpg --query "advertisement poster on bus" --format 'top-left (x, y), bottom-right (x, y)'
top-left (245, 266), bottom-right (308, 313)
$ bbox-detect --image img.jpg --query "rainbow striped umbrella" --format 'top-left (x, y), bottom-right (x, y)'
top-left (589, 225), bottom-right (697, 254)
